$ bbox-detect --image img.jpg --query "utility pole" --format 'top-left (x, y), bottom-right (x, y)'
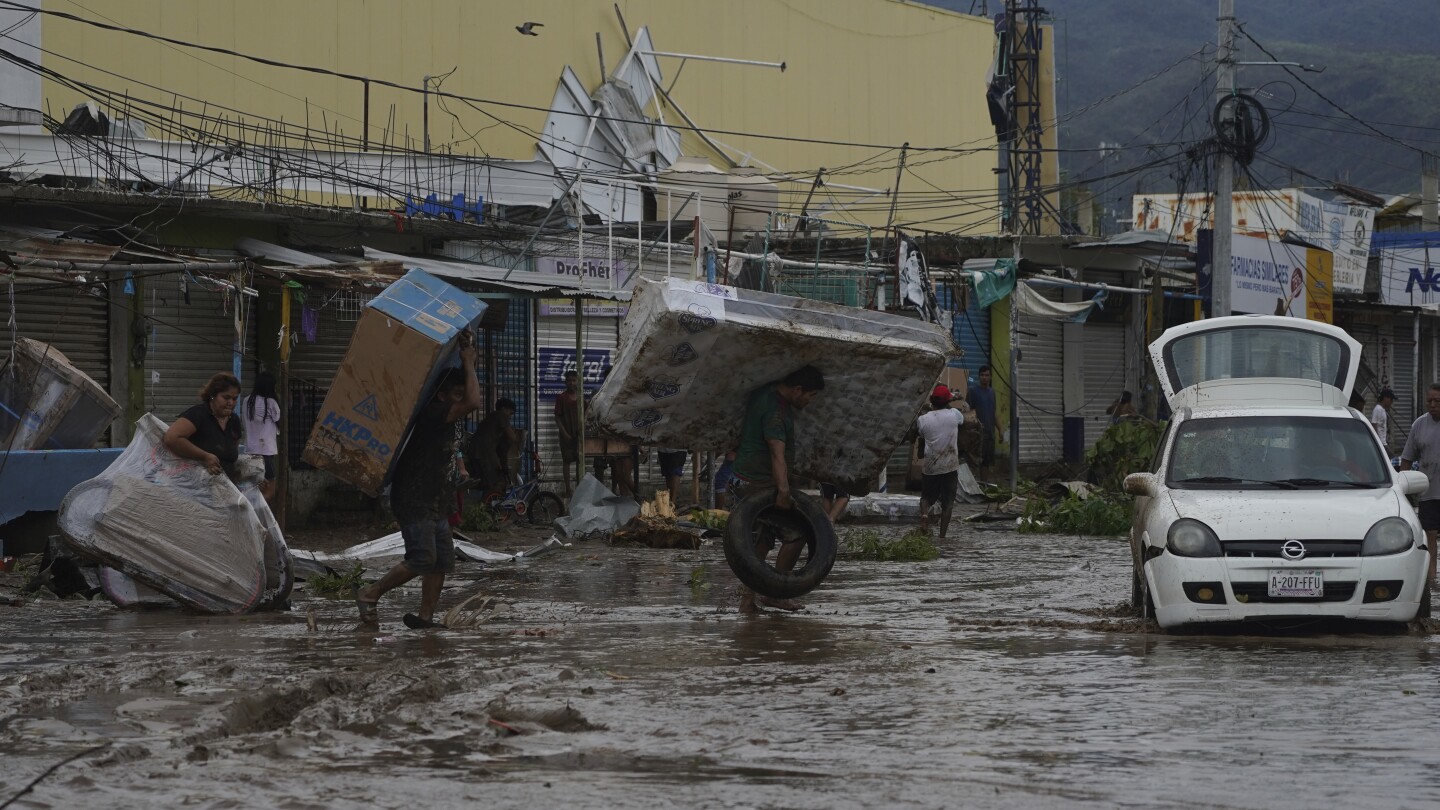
top-left (883, 144), bottom-right (909, 248)
top-left (1422, 152), bottom-right (1439, 231)
top-left (1211, 0), bottom-right (1236, 317)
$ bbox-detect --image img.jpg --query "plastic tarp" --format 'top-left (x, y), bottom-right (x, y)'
top-left (554, 474), bottom-right (640, 538)
top-left (966, 258), bottom-right (1018, 308)
top-left (291, 533), bottom-right (515, 576)
top-left (1014, 282), bottom-right (1100, 323)
top-left (587, 279), bottom-right (953, 494)
top-left (57, 415), bottom-right (291, 614)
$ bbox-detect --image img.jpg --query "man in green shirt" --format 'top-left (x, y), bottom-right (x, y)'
top-left (730, 365), bottom-right (825, 613)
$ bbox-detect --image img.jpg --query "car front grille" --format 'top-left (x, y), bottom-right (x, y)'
top-left (1230, 581), bottom-right (1358, 603)
top-left (1221, 540), bottom-right (1362, 558)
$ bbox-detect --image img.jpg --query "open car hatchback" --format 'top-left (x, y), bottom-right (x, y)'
top-left (1124, 315), bottom-right (1430, 628)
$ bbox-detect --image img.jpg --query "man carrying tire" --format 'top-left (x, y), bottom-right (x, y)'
top-left (730, 365), bottom-right (825, 614)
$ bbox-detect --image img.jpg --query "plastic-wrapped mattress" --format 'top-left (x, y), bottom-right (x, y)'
top-left (587, 279), bottom-right (952, 494)
top-left (58, 415), bottom-right (290, 614)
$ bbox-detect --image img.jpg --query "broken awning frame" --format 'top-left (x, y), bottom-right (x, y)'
top-left (362, 248), bottom-right (630, 300)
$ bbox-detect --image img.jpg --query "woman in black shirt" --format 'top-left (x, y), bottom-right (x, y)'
top-left (163, 372), bottom-right (243, 477)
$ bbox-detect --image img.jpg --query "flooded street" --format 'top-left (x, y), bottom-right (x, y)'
top-left (4, 521), bottom-right (1440, 809)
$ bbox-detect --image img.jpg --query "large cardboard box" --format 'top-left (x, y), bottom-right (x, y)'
top-left (302, 269), bottom-right (485, 496)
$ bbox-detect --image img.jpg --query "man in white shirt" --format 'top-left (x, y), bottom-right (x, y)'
top-left (917, 384), bottom-right (967, 538)
top-left (1372, 388), bottom-right (1395, 456)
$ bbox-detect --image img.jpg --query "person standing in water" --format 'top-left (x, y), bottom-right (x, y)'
top-left (239, 370), bottom-right (282, 501)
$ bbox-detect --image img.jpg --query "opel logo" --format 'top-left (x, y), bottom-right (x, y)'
top-left (1281, 540), bottom-right (1307, 561)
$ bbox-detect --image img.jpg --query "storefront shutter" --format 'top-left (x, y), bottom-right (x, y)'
top-left (1, 280), bottom-right (110, 390)
top-left (1016, 293), bottom-right (1066, 464)
top-left (144, 278), bottom-right (257, 424)
top-left (1080, 322), bottom-right (1129, 451)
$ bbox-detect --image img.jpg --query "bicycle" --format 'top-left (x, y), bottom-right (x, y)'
top-left (477, 446), bottom-right (565, 526)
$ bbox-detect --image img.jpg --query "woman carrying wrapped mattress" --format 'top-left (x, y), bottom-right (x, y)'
top-left (163, 372), bottom-right (243, 479)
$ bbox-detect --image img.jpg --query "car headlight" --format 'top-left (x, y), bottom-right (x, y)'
top-left (1361, 517), bottom-right (1416, 556)
top-left (1167, 518), bottom-right (1221, 557)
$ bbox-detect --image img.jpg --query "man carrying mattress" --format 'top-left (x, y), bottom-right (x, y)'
top-left (356, 334), bottom-right (483, 630)
top-left (729, 365), bottom-right (825, 614)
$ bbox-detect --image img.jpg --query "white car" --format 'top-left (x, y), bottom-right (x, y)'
top-left (1125, 315), bottom-right (1430, 629)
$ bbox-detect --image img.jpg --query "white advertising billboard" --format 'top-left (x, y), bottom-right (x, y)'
top-left (1133, 189), bottom-right (1373, 294)
top-left (1229, 234), bottom-right (1333, 323)
top-left (1378, 246), bottom-right (1440, 306)
top-left (1297, 192), bottom-right (1373, 295)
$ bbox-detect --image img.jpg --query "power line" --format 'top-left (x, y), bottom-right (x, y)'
top-left (1236, 24), bottom-right (1431, 156)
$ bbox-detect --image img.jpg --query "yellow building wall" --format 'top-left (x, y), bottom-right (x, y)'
top-left (38, 0), bottom-right (999, 232)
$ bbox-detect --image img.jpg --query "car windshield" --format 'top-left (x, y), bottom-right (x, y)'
top-left (1166, 415), bottom-right (1390, 489)
top-left (1163, 325), bottom-right (1349, 393)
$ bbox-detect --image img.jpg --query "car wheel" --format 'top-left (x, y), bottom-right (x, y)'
top-left (1134, 561), bottom-right (1156, 621)
top-left (723, 487), bottom-right (838, 600)
top-left (1130, 539), bottom-right (1155, 619)
top-left (1420, 581), bottom-right (1432, 620)
top-left (527, 492), bottom-right (565, 526)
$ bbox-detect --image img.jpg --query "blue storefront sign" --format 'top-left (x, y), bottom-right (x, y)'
top-left (537, 347), bottom-right (613, 400)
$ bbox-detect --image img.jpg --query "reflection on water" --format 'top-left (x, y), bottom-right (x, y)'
top-left (2, 528), bottom-right (1439, 809)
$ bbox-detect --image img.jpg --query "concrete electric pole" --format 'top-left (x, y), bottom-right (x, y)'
top-left (1211, 0), bottom-right (1236, 317)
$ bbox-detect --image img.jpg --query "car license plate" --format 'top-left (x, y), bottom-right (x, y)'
top-left (1268, 570), bottom-right (1324, 598)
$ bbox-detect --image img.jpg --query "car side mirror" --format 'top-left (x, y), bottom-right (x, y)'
top-left (1397, 470), bottom-right (1428, 497)
top-left (1123, 472), bottom-right (1159, 498)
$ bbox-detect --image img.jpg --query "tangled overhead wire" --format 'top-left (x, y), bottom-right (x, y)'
top-left (1212, 92), bottom-right (1271, 166)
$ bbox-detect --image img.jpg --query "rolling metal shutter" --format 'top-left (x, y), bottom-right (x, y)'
top-left (1, 280), bottom-right (110, 390)
top-left (145, 278), bottom-right (257, 423)
top-left (1016, 292), bottom-right (1065, 464)
top-left (1392, 321), bottom-right (1416, 434)
top-left (1079, 322), bottom-right (1128, 451)
top-left (535, 305), bottom-right (622, 490)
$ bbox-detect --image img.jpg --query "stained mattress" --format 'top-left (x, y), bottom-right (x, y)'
top-left (587, 278), bottom-right (953, 494)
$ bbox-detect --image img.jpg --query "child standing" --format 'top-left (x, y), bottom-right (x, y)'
top-left (240, 371), bottom-right (282, 501)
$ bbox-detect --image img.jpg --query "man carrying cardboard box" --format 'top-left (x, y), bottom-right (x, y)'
top-left (356, 335), bottom-right (482, 630)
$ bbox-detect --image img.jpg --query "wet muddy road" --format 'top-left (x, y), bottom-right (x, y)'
top-left (4, 522), bottom-right (1440, 809)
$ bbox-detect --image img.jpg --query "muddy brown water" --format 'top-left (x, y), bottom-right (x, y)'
top-left (2, 521), bottom-right (1439, 809)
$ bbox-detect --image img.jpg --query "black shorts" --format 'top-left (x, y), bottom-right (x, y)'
top-left (1420, 500), bottom-right (1440, 532)
top-left (921, 470), bottom-right (959, 509)
top-left (657, 451), bottom-right (687, 478)
top-left (820, 483), bottom-right (849, 501)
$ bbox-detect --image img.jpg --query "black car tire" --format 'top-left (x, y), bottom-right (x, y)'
top-left (724, 487), bottom-right (838, 599)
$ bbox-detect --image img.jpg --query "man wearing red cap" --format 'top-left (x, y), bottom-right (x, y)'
top-left (916, 383), bottom-right (966, 538)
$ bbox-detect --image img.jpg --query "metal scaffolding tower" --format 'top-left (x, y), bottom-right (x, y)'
top-left (1002, 0), bottom-right (1054, 235)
